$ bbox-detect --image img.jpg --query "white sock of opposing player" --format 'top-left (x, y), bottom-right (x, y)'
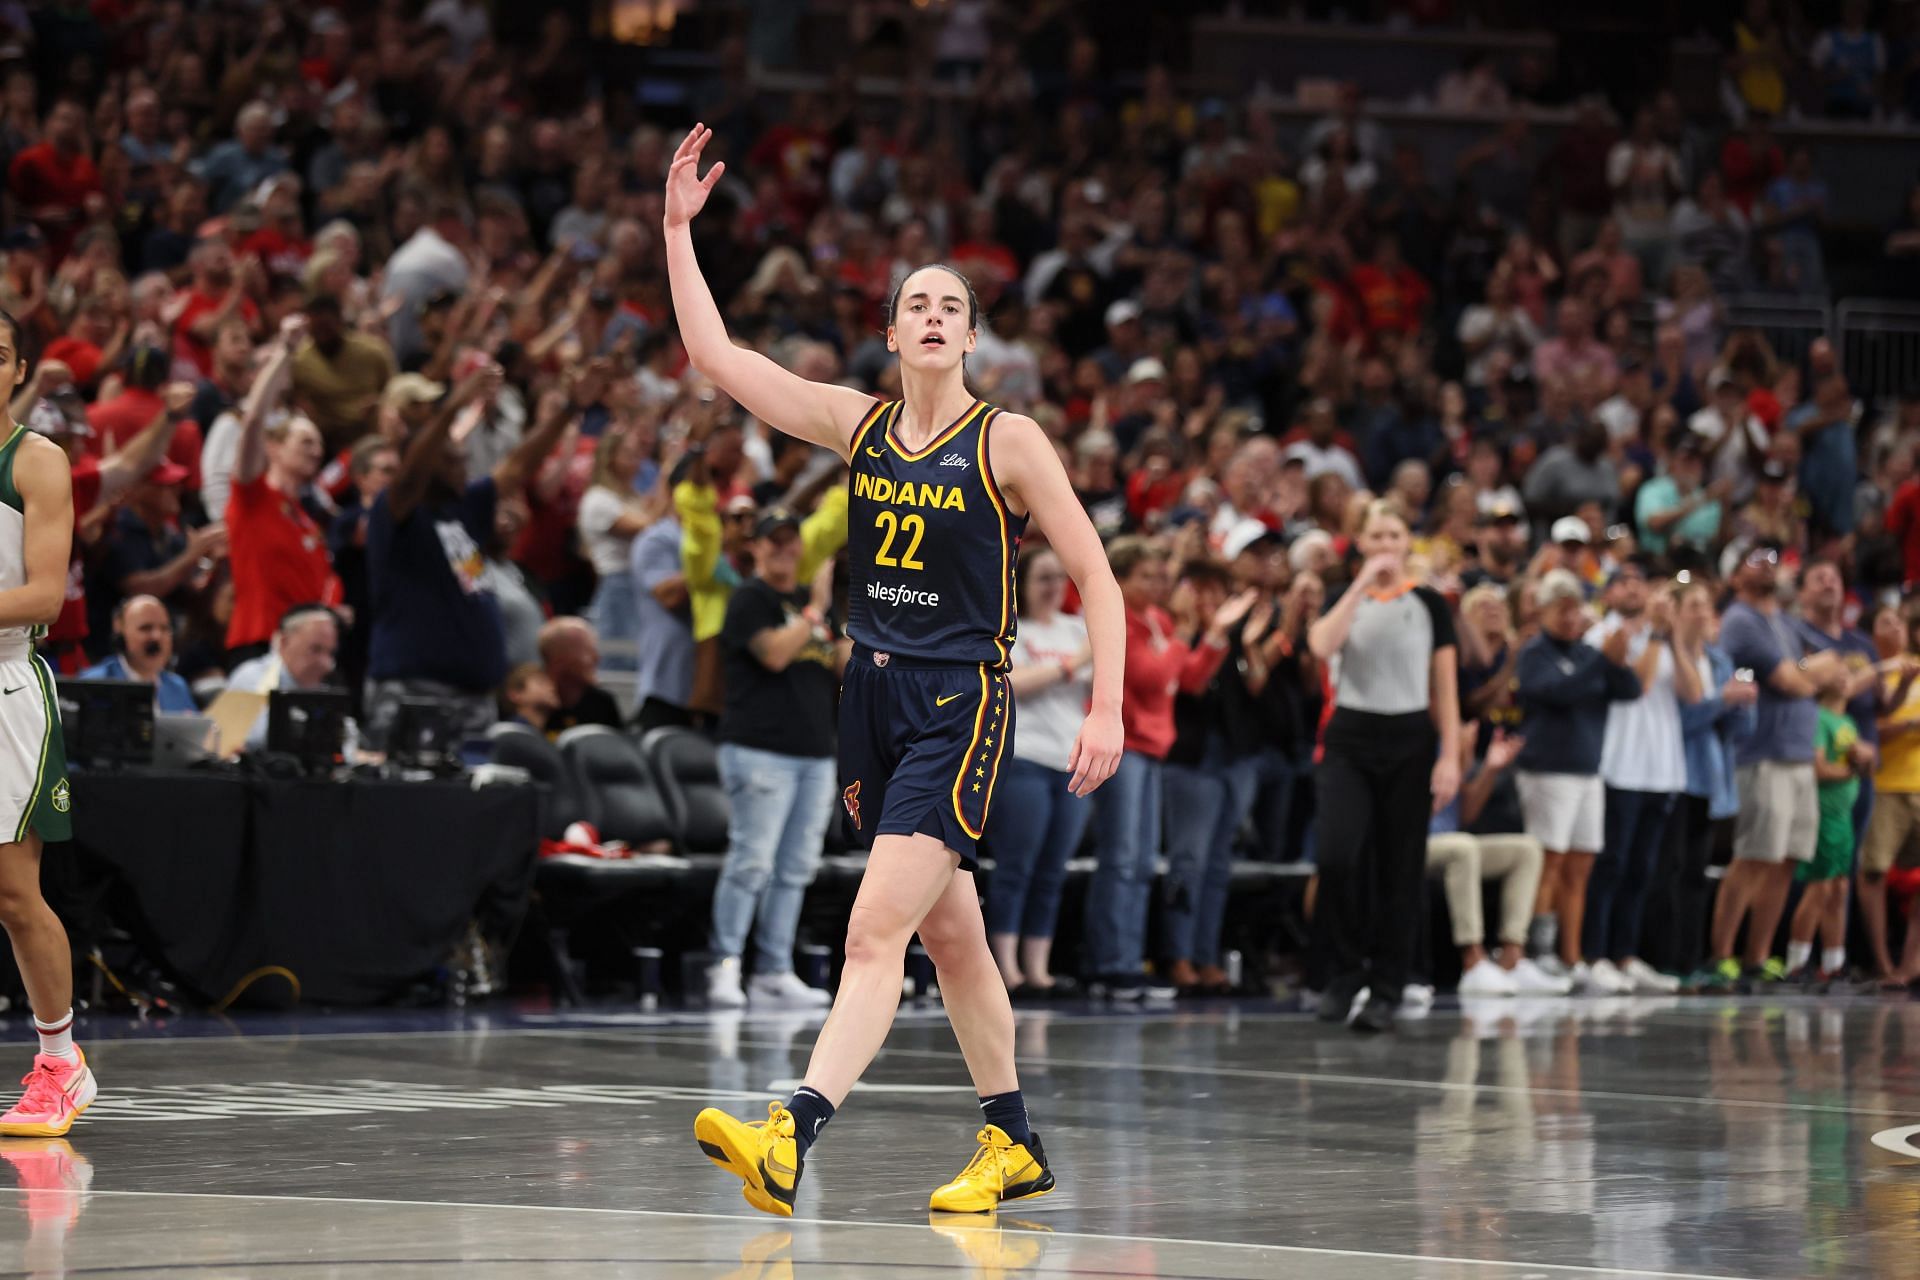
top-left (1821, 947), bottom-right (1846, 975)
top-left (34, 1010), bottom-right (78, 1065)
top-left (1785, 941), bottom-right (1812, 975)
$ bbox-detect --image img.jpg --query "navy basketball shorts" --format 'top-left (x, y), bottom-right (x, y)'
top-left (838, 644), bottom-right (1015, 872)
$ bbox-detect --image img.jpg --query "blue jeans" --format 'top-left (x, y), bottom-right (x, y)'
top-left (1161, 746), bottom-right (1297, 964)
top-left (1084, 750), bottom-right (1162, 976)
top-left (710, 744), bottom-right (836, 973)
top-left (983, 757), bottom-right (1090, 939)
top-left (1160, 763), bottom-right (1230, 965)
top-left (589, 571), bottom-right (640, 671)
top-left (1585, 786), bottom-right (1675, 963)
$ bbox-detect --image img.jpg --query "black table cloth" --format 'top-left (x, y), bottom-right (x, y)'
top-left (61, 770), bottom-right (538, 1006)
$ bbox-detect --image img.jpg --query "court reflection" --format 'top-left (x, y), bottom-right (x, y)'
top-left (1408, 998), bottom-right (1920, 1280)
top-left (3, 1136), bottom-right (91, 1280)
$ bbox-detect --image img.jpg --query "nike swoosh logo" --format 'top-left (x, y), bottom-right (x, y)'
top-left (812, 1116), bottom-right (826, 1136)
top-left (1, 685), bottom-right (23, 696)
top-left (935, 693), bottom-right (963, 707)
top-left (865, 447), bottom-right (885, 458)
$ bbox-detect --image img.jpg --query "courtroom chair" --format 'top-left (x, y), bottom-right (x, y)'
top-left (556, 725), bottom-right (679, 852)
top-left (639, 726), bottom-right (730, 856)
top-left (530, 726), bottom-right (686, 1004)
top-left (485, 723), bottom-right (588, 842)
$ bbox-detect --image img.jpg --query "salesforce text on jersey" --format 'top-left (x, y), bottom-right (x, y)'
top-left (867, 581), bottom-right (942, 607)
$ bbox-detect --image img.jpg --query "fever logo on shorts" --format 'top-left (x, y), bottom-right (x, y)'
top-left (842, 780), bottom-right (862, 830)
top-left (50, 778), bottom-right (69, 813)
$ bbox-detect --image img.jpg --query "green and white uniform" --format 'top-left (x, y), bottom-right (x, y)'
top-left (0, 425), bottom-right (69, 843)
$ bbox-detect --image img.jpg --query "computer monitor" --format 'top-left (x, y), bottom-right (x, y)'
top-left (267, 688), bottom-right (350, 774)
top-left (389, 697), bottom-right (458, 772)
top-left (57, 678), bottom-right (155, 768)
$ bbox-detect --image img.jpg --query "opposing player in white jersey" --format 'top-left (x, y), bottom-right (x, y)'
top-left (0, 310), bottom-right (95, 1137)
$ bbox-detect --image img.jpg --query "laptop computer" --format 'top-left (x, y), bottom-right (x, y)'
top-left (151, 714), bottom-right (216, 768)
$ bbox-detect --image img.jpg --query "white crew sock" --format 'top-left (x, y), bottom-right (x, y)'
top-left (1785, 941), bottom-right (1813, 974)
top-left (1822, 947), bottom-right (1846, 975)
top-left (33, 1010), bottom-right (77, 1064)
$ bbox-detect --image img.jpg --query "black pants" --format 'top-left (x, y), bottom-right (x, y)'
top-left (1313, 709), bottom-right (1436, 1000)
top-left (1644, 793), bottom-right (1713, 974)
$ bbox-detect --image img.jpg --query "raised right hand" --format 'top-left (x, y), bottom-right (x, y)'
top-left (664, 125), bottom-right (727, 230)
top-left (1358, 553), bottom-right (1401, 589)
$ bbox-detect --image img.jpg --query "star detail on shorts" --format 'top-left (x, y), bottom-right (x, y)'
top-left (972, 784), bottom-right (981, 793)
top-left (974, 768), bottom-right (984, 778)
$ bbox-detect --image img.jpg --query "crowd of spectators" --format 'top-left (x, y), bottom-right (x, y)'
top-left (7, 2), bottom-right (1920, 1008)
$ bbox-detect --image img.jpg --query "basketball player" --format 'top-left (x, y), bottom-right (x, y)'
top-left (0, 311), bottom-right (93, 1137)
top-left (667, 125), bottom-right (1124, 1216)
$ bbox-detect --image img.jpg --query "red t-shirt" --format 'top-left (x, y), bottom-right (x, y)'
top-left (239, 226), bottom-right (312, 279)
top-left (224, 473), bottom-right (341, 648)
top-left (1348, 263), bottom-right (1432, 336)
top-left (1121, 605), bottom-right (1228, 758)
top-left (172, 290), bottom-right (260, 377)
top-left (86, 390), bottom-right (204, 490)
top-left (7, 143), bottom-right (100, 258)
top-left (1890, 479), bottom-right (1920, 589)
top-left (41, 336), bottom-right (103, 388)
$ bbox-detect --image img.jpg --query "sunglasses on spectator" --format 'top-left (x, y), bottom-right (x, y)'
top-left (1744, 548), bottom-right (1780, 568)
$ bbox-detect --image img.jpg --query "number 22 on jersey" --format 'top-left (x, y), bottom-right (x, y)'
top-left (873, 511), bottom-right (926, 570)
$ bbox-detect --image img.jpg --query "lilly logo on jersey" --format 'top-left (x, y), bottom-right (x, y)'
top-left (937, 452), bottom-right (971, 470)
top-left (852, 472), bottom-right (967, 511)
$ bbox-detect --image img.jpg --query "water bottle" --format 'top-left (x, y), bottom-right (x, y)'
top-left (1224, 949), bottom-right (1244, 991)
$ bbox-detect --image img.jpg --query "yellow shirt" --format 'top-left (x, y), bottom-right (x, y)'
top-left (1735, 23), bottom-right (1786, 117)
top-left (1876, 674), bottom-right (1920, 793)
top-left (675, 481), bottom-right (849, 642)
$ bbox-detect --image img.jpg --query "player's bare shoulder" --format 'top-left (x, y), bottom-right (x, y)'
top-left (10, 431), bottom-right (74, 506)
top-left (982, 410), bottom-right (1056, 514)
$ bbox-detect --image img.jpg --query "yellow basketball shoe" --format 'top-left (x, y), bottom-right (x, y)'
top-left (928, 1125), bottom-right (1054, 1213)
top-left (695, 1102), bottom-right (802, 1217)
top-left (928, 1212), bottom-right (1051, 1279)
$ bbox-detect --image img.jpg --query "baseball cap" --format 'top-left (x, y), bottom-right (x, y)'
top-left (381, 373), bottom-right (446, 410)
top-left (1707, 366), bottom-right (1739, 393)
top-left (144, 460), bottom-right (190, 487)
top-left (1221, 518), bottom-right (1280, 561)
top-left (1607, 560), bottom-right (1649, 586)
top-left (1104, 299), bottom-right (1142, 329)
top-left (1126, 357), bottom-right (1167, 385)
top-left (1550, 515), bottom-right (1591, 545)
top-left (1480, 499), bottom-right (1521, 525)
top-left (752, 507), bottom-right (800, 539)
top-left (1758, 459), bottom-right (1791, 484)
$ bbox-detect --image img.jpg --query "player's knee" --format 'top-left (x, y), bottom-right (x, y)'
top-left (842, 907), bottom-right (909, 969)
top-left (0, 878), bottom-right (40, 930)
top-left (916, 917), bottom-right (974, 969)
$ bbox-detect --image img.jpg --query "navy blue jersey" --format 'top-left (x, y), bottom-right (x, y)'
top-left (845, 399), bottom-right (1027, 667)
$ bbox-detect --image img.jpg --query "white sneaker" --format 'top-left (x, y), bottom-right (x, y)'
top-left (748, 970), bottom-right (831, 1008)
top-left (1569, 961), bottom-right (1596, 994)
top-left (1589, 959), bottom-right (1634, 995)
top-left (1622, 957), bottom-right (1680, 994)
top-left (1400, 983), bottom-right (1435, 1014)
top-left (1508, 957), bottom-right (1574, 995)
top-left (1534, 955), bottom-right (1571, 979)
top-left (1457, 959), bottom-right (1517, 997)
top-left (706, 956), bottom-right (747, 1009)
